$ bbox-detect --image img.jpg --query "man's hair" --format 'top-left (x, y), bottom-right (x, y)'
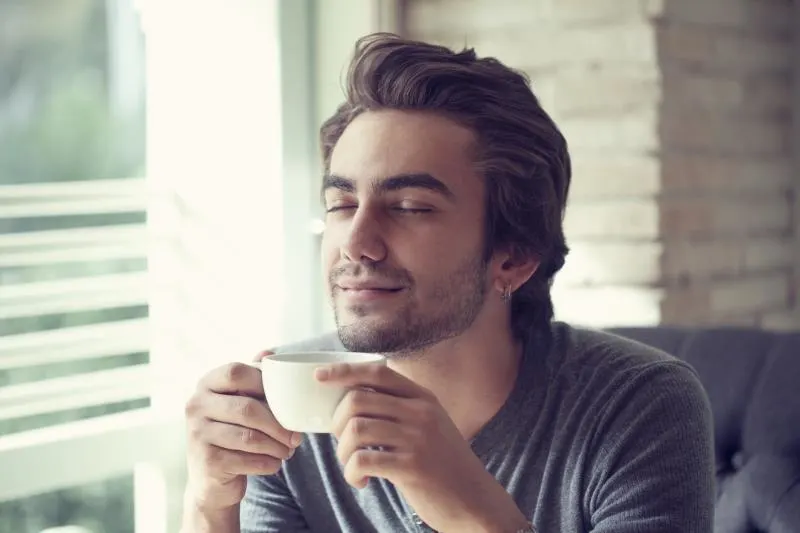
top-left (320, 33), bottom-right (571, 341)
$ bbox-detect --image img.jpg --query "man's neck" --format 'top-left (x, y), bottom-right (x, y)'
top-left (387, 316), bottom-right (523, 441)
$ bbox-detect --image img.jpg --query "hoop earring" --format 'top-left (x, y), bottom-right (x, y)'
top-left (501, 285), bottom-right (512, 303)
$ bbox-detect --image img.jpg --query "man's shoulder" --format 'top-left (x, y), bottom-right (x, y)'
top-left (549, 322), bottom-right (701, 389)
top-left (271, 332), bottom-right (345, 354)
top-left (554, 321), bottom-right (682, 368)
top-left (548, 322), bottom-right (710, 430)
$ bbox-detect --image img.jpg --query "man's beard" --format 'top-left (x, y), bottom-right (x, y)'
top-left (330, 253), bottom-right (488, 356)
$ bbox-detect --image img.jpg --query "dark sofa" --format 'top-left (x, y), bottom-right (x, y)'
top-left (610, 327), bottom-right (800, 533)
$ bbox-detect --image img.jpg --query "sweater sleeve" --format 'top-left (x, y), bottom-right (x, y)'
top-left (586, 361), bottom-right (716, 533)
top-left (240, 472), bottom-right (310, 533)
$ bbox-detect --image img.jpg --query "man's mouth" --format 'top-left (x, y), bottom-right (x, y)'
top-left (335, 283), bottom-right (405, 302)
top-left (335, 279), bottom-right (405, 292)
top-left (338, 286), bottom-right (403, 293)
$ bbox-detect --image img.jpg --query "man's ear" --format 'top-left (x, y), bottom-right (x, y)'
top-left (491, 247), bottom-right (540, 293)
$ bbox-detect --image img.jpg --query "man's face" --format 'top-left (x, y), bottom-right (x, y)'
top-left (322, 110), bottom-right (492, 355)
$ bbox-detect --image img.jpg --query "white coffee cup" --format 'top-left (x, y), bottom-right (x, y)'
top-left (260, 351), bottom-right (386, 433)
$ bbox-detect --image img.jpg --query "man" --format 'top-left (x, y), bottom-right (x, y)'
top-left (183, 33), bottom-right (715, 533)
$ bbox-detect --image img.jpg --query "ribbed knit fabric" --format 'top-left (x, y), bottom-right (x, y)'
top-left (241, 322), bottom-right (714, 533)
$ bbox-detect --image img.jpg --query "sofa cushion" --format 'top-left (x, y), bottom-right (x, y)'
top-left (609, 327), bottom-right (800, 533)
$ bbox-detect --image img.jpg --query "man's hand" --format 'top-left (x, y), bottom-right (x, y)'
top-left (317, 363), bottom-right (530, 533)
top-left (184, 351), bottom-right (303, 513)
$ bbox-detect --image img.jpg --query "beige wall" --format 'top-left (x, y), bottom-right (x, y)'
top-left (405, 0), bottom-right (799, 330)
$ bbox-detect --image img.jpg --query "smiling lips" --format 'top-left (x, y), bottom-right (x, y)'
top-left (335, 280), bottom-right (405, 302)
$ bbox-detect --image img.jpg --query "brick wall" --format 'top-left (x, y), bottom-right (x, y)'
top-left (655, 0), bottom-right (797, 328)
top-left (404, 0), bottom-right (799, 329)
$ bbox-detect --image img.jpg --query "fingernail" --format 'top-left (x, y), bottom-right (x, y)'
top-left (315, 367), bottom-right (330, 381)
top-left (291, 432), bottom-right (304, 447)
top-left (287, 448), bottom-right (296, 459)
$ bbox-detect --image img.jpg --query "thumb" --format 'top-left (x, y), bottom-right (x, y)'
top-left (253, 349), bottom-right (275, 363)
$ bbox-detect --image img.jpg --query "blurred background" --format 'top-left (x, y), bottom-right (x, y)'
top-left (0, 1), bottom-right (797, 532)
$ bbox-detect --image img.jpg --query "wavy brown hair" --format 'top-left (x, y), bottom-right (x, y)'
top-left (320, 33), bottom-right (571, 341)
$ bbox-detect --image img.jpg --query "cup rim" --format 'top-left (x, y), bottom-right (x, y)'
top-left (262, 351), bottom-right (386, 364)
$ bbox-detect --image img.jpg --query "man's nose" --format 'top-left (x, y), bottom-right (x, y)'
top-left (340, 207), bottom-right (387, 263)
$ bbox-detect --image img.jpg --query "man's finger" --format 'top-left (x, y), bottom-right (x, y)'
top-left (315, 363), bottom-right (422, 398)
top-left (335, 417), bottom-right (402, 466)
top-left (330, 388), bottom-right (403, 437)
top-left (195, 391), bottom-right (297, 449)
top-left (343, 449), bottom-right (407, 489)
top-left (203, 444), bottom-right (285, 477)
top-left (199, 419), bottom-right (294, 459)
top-left (252, 349), bottom-right (274, 363)
top-left (199, 362), bottom-right (264, 397)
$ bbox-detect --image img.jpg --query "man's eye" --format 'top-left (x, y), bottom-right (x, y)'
top-left (393, 207), bottom-right (432, 214)
top-left (325, 205), bottom-right (355, 213)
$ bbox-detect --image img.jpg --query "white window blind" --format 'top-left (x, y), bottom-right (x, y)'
top-left (0, 178), bottom-right (153, 473)
top-left (0, 5), bottom-right (316, 533)
top-left (0, 0), bottom-right (155, 515)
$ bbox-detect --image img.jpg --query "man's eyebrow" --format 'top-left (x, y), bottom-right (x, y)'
top-left (321, 173), bottom-right (455, 201)
top-left (321, 174), bottom-right (355, 194)
top-left (377, 173), bottom-right (455, 200)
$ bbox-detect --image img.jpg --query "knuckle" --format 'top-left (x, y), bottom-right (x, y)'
top-left (259, 455), bottom-right (282, 474)
top-left (352, 449), bottom-right (371, 469)
top-left (348, 389), bottom-right (370, 411)
top-left (344, 470), bottom-right (360, 487)
top-left (223, 362), bottom-right (248, 384)
top-left (335, 446), bottom-right (347, 466)
top-left (239, 427), bottom-right (260, 446)
top-left (350, 417), bottom-right (370, 438)
top-left (184, 395), bottom-right (201, 418)
top-left (232, 397), bottom-right (257, 420)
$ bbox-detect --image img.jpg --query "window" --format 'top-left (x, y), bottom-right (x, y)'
top-left (0, 1), bottom-right (319, 531)
top-left (0, 1), bottom-right (147, 531)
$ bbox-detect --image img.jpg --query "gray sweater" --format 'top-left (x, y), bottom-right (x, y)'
top-left (241, 322), bottom-right (715, 532)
